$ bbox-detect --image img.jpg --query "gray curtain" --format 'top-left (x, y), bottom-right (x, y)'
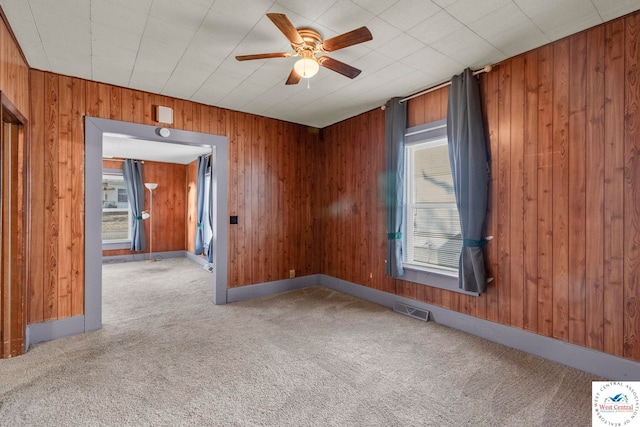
top-left (122, 159), bottom-right (146, 252)
top-left (447, 68), bottom-right (490, 293)
top-left (194, 155), bottom-right (208, 255)
top-left (384, 97), bottom-right (407, 277)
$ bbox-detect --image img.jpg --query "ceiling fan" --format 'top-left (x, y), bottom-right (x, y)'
top-left (235, 13), bottom-right (373, 85)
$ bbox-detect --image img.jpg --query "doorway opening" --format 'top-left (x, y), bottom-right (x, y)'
top-left (0, 93), bottom-right (27, 358)
top-left (85, 117), bottom-right (228, 333)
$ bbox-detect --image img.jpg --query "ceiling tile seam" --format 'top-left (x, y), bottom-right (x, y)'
top-left (126, 0), bottom-right (155, 87)
top-left (510, 0), bottom-right (553, 46)
top-left (288, 0), bottom-right (341, 23)
top-left (374, 1), bottom-right (446, 33)
top-left (26, 0), bottom-right (51, 70)
top-left (394, 8), bottom-right (494, 75)
top-left (89, 0), bottom-right (93, 80)
top-left (588, 0), bottom-right (605, 21)
top-left (158, 0), bottom-right (218, 95)
top-left (188, 0), bottom-right (280, 101)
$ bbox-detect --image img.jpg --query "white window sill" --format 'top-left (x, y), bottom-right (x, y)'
top-left (102, 240), bottom-right (131, 251)
top-left (402, 263), bottom-right (479, 297)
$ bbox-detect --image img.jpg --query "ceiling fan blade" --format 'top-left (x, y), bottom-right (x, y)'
top-left (321, 27), bottom-right (372, 52)
top-left (285, 67), bottom-right (301, 85)
top-left (267, 13), bottom-right (304, 45)
top-left (235, 52), bottom-right (292, 61)
top-left (317, 56), bottom-right (362, 79)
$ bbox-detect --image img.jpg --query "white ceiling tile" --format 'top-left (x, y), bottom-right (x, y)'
top-left (379, 0), bottom-right (441, 30)
top-left (432, 0), bottom-right (457, 7)
top-left (431, 27), bottom-right (505, 68)
top-left (592, 0), bottom-right (640, 21)
top-left (139, 16), bottom-right (196, 51)
top-left (274, 0), bottom-right (338, 20)
top-left (212, 0), bottom-right (275, 25)
top-left (91, 23), bottom-right (142, 55)
top-left (47, 50), bottom-right (92, 79)
top-left (376, 33), bottom-right (425, 61)
top-left (513, 0), bottom-right (559, 19)
top-left (399, 45), bottom-right (463, 80)
top-left (91, 0), bottom-right (153, 15)
top-left (351, 50), bottom-right (395, 75)
top-left (29, 0), bottom-right (89, 20)
top-left (38, 22), bottom-right (91, 55)
top-left (90, 1), bottom-right (149, 32)
top-left (491, 23), bottom-right (550, 57)
top-left (148, 0), bottom-right (211, 32)
top-left (17, 39), bottom-right (50, 70)
top-left (529, 0), bottom-right (602, 41)
top-left (407, 10), bottom-right (463, 45)
top-left (193, 66), bottom-right (247, 97)
top-left (351, 0), bottom-right (401, 16)
top-left (445, 0), bottom-right (511, 25)
top-left (91, 57), bottom-right (133, 87)
top-left (468, 3), bottom-right (530, 39)
top-left (1, 0), bottom-right (35, 19)
top-left (316, 1), bottom-right (376, 33)
top-left (372, 61), bottom-right (418, 81)
top-left (363, 17), bottom-right (403, 50)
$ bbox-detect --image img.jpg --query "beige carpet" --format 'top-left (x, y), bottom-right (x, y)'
top-left (0, 257), bottom-right (598, 426)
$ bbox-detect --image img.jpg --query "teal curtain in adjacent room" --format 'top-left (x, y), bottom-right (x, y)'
top-left (195, 155), bottom-right (208, 255)
top-left (122, 159), bottom-right (146, 252)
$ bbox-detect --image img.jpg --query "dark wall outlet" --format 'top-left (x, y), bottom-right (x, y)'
top-left (230, 216), bottom-right (238, 224)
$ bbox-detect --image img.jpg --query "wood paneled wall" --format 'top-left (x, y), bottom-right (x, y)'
top-left (0, 10), bottom-right (29, 358)
top-left (28, 71), bottom-right (319, 324)
top-left (101, 159), bottom-right (189, 257)
top-left (319, 12), bottom-right (640, 362)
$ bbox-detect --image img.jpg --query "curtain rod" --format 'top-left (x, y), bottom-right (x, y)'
top-left (103, 158), bottom-right (145, 164)
top-left (399, 65), bottom-right (493, 103)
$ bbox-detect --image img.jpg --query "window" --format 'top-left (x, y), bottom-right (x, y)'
top-left (404, 121), bottom-right (462, 274)
top-left (102, 172), bottom-right (132, 243)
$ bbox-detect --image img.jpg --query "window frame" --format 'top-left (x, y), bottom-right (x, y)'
top-left (403, 120), bottom-right (478, 296)
top-left (102, 168), bottom-right (132, 251)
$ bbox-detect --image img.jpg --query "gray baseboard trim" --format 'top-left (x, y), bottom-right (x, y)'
top-left (226, 275), bottom-right (320, 303)
top-left (318, 275), bottom-right (640, 381)
top-left (102, 250), bottom-right (186, 264)
top-left (26, 316), bottom-right (85, 348)
top-left (185, 251), bottom-right (209, 267)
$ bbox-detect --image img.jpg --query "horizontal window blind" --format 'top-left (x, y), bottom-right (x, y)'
top-left (405, 134), bottom-right (461, 272)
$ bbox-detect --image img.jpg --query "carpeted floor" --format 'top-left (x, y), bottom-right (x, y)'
top-left (0, 257), bottom-right (598, 426)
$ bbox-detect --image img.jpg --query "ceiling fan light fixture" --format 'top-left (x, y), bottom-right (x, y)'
top-left (294, 54), bottom-right (319, 78)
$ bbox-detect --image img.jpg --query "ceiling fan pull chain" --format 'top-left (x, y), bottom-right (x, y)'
top-left (307, 79), bottom-right (310, 89)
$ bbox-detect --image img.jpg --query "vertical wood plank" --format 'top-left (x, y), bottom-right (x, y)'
top-left (585, 25), bottom-right (606, 351)
top-left (497, 62), bottom-right (512, 326)
top-left (552, 38), bottom-right (570, 341)
top-left (523, 50), bottom-right (539, 332)
top-left (624, 12), bottom-right (640, 360)
top-left (71, 77), bottom-right (85, 316)
top-left (568, 33), bottom-right (587, 347)
top-left (43, 73), bottom-right (59, 321)
top-left (603, 20), bottom-right (625, 357)
top-left (537, 44), bottom-right (554, 337)
top-left (57, 76), bottom-right (73, 319)
top-left (483, 64), bottom-right (500, 323)
top-left (29, 70), bottom-right (45, 324)
top-left (510, 56), bottom-right (525, 329)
